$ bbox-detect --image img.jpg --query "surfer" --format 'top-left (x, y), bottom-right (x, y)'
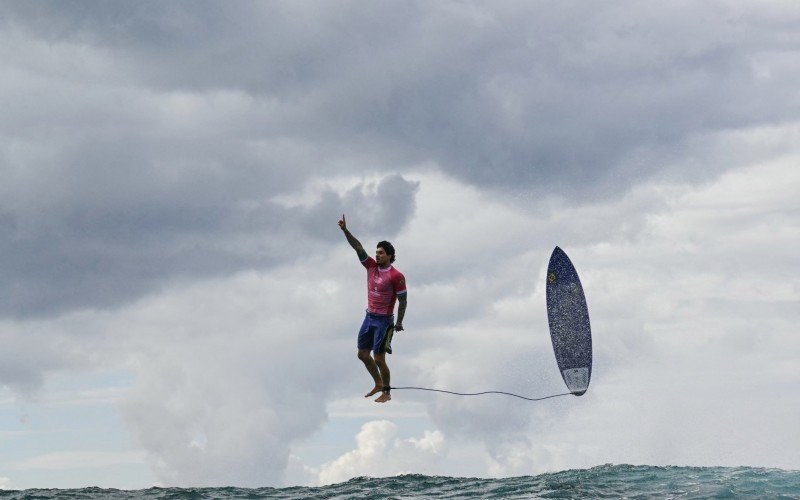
top-left (338, 214), bottom-right (407, 403)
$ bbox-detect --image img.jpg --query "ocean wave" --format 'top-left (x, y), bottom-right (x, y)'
top-left (2, 465), bottom-right (798, 499)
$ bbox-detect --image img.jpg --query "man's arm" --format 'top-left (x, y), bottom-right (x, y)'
top-left (338, 214), bottom-right (368, 261)
top-left (395, 293), bottom-right (407, 331)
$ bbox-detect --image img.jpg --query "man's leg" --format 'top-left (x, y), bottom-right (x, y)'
top-left (358, 349), bottom-right (383, 397)
top-left (373, 353), bottom-right (391, 403)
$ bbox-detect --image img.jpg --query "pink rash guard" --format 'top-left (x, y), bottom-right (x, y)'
top-left (361, 256), bottom-right (407, 315)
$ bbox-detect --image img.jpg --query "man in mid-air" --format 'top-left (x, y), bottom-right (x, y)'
top-left (338, 214), bottom-right (407, 403)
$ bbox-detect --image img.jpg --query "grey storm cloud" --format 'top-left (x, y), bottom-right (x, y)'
top-left (0, 329), bottom-right (60, 394)
top-left (1, 2), bottom-right (798, 488)
top-left (5, 1), bottom-right (799, 189)
top-left (2, 0), bottom-right (799, 319)
top-left (0, 170), bottom-right (418, 317)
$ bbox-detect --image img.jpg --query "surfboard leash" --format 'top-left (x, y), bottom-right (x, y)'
top-left (387, 386), bottom-right (574, 401)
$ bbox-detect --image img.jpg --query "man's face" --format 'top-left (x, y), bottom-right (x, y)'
top-left (376, 247), bottom-right (390, 266)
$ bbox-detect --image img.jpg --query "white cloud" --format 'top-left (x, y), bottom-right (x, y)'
top-left (14, 451), bottom-right (146, 471)
top-left (326, 397), bottom-right (428, 419)
top-left (112, 267), bottom-right (356, 487)
top-left (2, 251), bottom-right (359, 486)
top-left (485, 441), bottom-right (572, 477)
top-left (282, 454), bottom-right (319, 488)
top-left (2, 143), bottom-right (797, 487)
top-left (397, 133), bottom-right (799, 472)
top-left (316, 420), bottom-right (446, 485)
top-left (0, 477), bottom-right (11, 490)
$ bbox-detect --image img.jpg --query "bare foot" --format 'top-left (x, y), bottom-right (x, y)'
top-left (374, 392), bottom-right (391, 403)
top-left (364, 386), bottom-right (383, 398)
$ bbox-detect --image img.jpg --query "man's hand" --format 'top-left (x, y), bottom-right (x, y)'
top-left (395, 322), bottom-right (404, 332)
top-left (338, 213), bottom-right (347, 231)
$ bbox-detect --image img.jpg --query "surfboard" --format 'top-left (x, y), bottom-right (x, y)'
top-left (546, 246), bottom-right (592, 396)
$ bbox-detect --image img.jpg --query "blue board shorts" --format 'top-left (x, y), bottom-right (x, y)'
top-left (357, 312), bottom-right (394, 354)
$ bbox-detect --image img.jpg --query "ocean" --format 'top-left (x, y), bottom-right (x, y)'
top-left (1, 465), bottom-right (798, 499)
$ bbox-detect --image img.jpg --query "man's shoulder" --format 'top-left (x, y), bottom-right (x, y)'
top-left (390, 267), bottom-right (406, 288)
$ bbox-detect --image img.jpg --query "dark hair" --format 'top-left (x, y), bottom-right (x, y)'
top-left (377, 241), bottom-right (396, 263)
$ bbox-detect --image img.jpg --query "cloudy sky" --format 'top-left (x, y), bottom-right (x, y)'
top-left (1, 0), bottom-right (799, 490)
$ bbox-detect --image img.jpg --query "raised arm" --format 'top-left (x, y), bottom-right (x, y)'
top-left (338, 214), bottom-right (368, 261)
